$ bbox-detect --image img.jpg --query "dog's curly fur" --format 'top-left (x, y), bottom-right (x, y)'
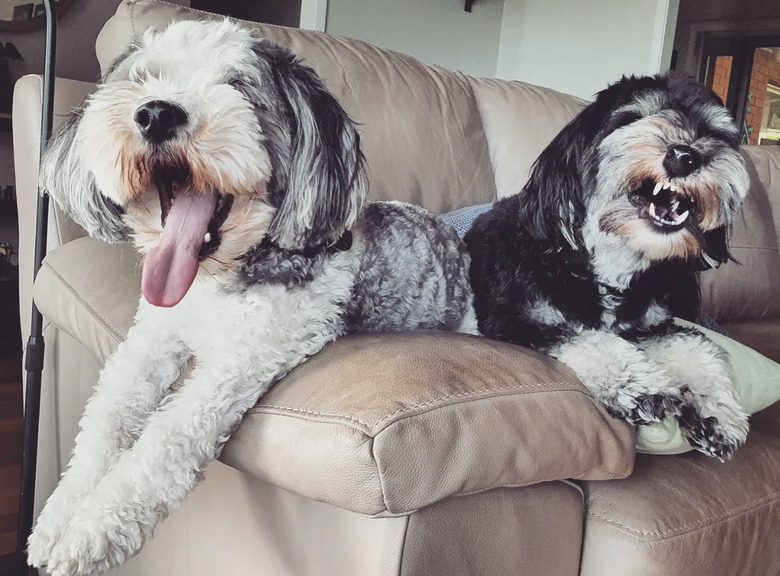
top-left (466, 73), bottom-right (750, 461)
top-left (28, 20), bottom-right (475, 576)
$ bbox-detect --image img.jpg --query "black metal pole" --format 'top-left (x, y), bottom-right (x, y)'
top-left (16, 1), bottom-right (56, 574)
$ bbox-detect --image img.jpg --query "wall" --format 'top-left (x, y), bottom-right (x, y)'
top-left (496, 0), bottom-right (679, 100)
top-left (325, 0), bottom-right (505, 78)
top-left (674, 0), bottom-right (780, 77)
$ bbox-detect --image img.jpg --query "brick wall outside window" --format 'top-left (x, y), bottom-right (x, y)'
top-left (710, 55), bottom-right (733, 105)
top-left (746, 49), bottom-right (780, 145)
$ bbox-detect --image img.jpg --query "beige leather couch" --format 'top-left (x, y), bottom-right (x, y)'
top-left (14, 1), bottom-right (780, 574)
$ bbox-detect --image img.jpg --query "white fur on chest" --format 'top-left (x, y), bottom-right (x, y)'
top-left (134, 263), bottom-right (355, 364)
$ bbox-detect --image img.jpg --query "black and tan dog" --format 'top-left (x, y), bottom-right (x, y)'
top-left (466, 74), bottom-right (749, 460)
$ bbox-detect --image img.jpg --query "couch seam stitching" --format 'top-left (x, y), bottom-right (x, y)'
top-left (40, 260), bottom-right (123, 344)
top-left (587, 490), bottom-right (780, 537)
top-left (130, 0), bottom-right (137, 37)
top-left (593, 465), bottom-right (627, 479)
top-left (370, 382), bottom-right (580, 428)
top-left (252, 381), bottom-right (585, 430)
top-left (729, 245), bottom-right (779, 252)
top-left (247, 405), bottom-right (371, 428)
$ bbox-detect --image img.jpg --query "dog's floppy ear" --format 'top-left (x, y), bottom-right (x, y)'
top-left (698, 226), bottom-right (733, 270)
top-left (517, 109), bottom-right (593, 248)
top-left (39, 113), bottom-right (128, 243)
top-left (267, 56), bottom-right (367, 250)
top-left (38, 46), bottom-right (138, 243)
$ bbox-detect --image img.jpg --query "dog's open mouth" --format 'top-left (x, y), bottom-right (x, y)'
top-left (629, 179), bottom-right (695, 231)
top-left (142, 165), bottom-right (234, 308)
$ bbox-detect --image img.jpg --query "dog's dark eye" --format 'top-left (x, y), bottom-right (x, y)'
top-left (704, 127), bottom-right (741, 148)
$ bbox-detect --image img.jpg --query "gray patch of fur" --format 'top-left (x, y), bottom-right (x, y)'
top-left (344, 201), bottom-right (474, 332)
top-left (526, 298), bottom-right (568, 326)
top-left (236, 200), bottom-right (475, 333)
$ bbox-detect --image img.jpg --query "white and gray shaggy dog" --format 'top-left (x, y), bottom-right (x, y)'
top-left (28, 19), bottom-right (475, 576)
top-left (466, 74), bottom-right (750, 461)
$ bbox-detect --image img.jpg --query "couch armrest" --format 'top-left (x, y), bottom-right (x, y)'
top-left (13, 75), bottom-right (96, 342)
top-left (34, 237), bottom-right (635, 516)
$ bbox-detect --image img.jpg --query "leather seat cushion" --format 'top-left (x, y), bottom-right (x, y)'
top-left (579, 401), bottom-right (780, 576)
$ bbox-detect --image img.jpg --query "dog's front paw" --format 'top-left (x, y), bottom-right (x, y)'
top-left (45, 518), bottom-right (142, 576)
top-left (677, 403), bottom-right (749, 461)
top-left (27, 527), bottom-right (56, 572)
top-left (46, 527), bottom-right (107, 576)
top-left (27, 509), bottom-right (71, 570)
top-left (603, 392), bottom-right (680, 426)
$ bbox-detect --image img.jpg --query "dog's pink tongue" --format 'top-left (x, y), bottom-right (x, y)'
top-left (142, 187), bottom-right (218, 307)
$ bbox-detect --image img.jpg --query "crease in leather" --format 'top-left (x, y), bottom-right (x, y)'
top-left (452, 72), bottom-right (499, 202)
top-left (592, 466), bottom-right (629, 479)
top-left (587, 490), bottom-right (780, 540)
top-left (39, 260), bottom-right (124, 345)
top-left (369, 434), bottom-right (394, 515)
top-left (250, 381), bottom-right (589, 434)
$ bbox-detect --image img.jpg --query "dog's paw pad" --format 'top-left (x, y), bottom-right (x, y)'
top-left (678, 406), bottom-right (748, 461)
top-left (605, 393), bottom-right (678, 426)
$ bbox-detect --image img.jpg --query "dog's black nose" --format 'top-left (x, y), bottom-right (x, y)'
top-left (663, 144), bottom-right (701, 178)
top-left (134, 100), bottom-right (188, 143)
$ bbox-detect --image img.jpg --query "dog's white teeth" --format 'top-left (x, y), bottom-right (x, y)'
top-left (675, 210), bottom-right (690, 225)
top-left (671, 200), bottom-right (680, 212)
top-left (204, 232), bottom-right (211, 243)
top-left (649, 202), bottom-right (658, 218)
top-left (653, 182), bottom-right (663, 196)
top-left (669, 184), bottom-right (677, 192)
top-left (662, 181), bottom-right (671, 190)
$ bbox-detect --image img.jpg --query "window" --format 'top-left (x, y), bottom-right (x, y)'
top-left (758, 82), bottom-right (780, 145)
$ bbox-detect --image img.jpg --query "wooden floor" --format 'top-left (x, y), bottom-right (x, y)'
top-left (0, 348), bottom-right (23, 576)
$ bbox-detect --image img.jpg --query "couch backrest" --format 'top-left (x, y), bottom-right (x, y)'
top-left (701, 147), bottom-right (780, 323)
top-left (94, 0), bottom-right (780, 325)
